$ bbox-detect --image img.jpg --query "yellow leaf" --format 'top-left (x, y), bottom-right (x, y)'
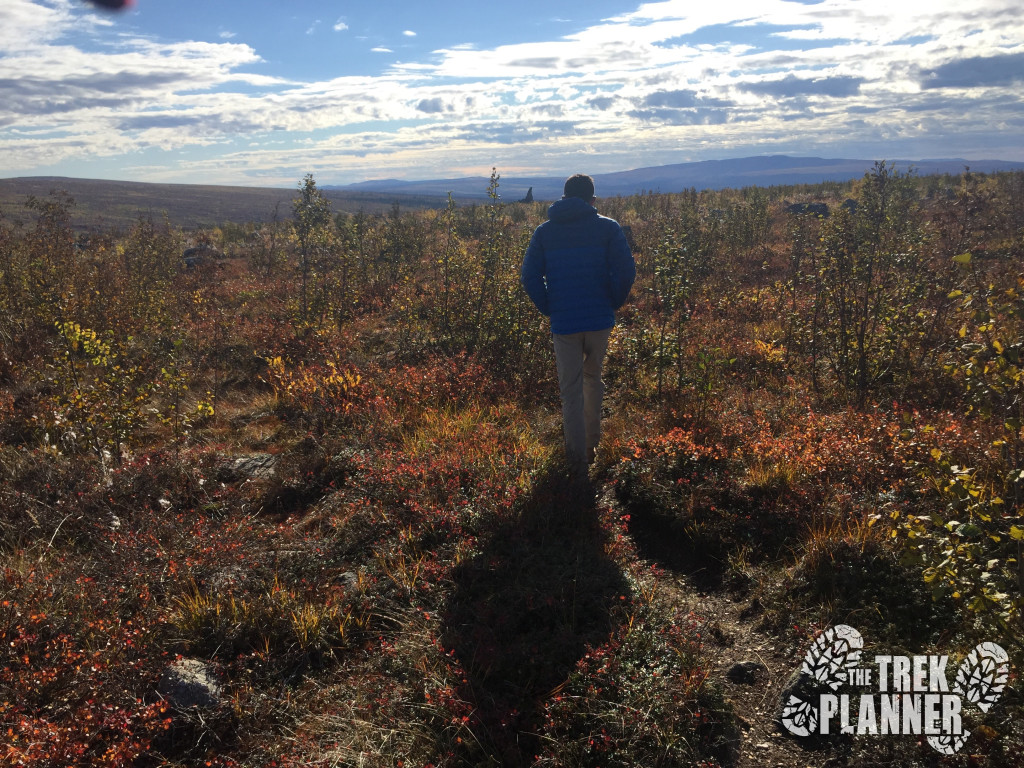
top-left (975, 724), bottom-right (999, 741)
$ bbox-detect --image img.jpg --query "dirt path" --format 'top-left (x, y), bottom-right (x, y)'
top-left (600, 482), bottom-right (841, 768)
top-left (661, 571), bottom-right (837, 768)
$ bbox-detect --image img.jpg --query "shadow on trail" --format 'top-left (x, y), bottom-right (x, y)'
top-left (621, 499), bottom-right (729, 592)
top-left (441, 468), bottom-right (629, 766)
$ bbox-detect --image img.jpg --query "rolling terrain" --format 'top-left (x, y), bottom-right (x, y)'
top-left (0, 176), bottom-right (445, 231)
top-left (6, 155), bottom-right (1024, 231)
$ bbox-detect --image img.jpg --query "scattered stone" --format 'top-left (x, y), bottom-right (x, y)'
top-left (158, 658), bottom-right (223, 709)
top-left (219, 452), bottom-right (278, 481)
top-left (754, 742), bottom-right (771, 750)
top-left (726, 660), bottom-right (767, 684)
top-left (206, 565), bottom-right (248, 592)
top-left (335, 571), bottom-right (360, 592)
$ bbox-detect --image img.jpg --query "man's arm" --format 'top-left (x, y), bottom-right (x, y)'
top-left (520, 232), bottom-right (550, 316)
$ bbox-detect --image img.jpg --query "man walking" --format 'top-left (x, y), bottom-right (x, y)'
top-left (521, 173), bottom-right (636, 476)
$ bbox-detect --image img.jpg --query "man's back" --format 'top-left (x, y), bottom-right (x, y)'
top-left (521, 196), bottom-right (634, 335)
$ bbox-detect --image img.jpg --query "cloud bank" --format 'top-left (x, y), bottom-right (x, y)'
top-left (1, 0), bottom-right (1022, 185)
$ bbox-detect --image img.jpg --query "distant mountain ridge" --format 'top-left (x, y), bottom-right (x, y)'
top-left (5, 155), bottom-right (1024, 231)
top-left (328, 155), bottom-right (1024, 202)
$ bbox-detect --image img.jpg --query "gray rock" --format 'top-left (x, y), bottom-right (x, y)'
top-left (206, 565), bottom-right (249, 592)
top-left (220, 452), bottom-right (278, 481)
top-left (159, 658), bottom-right (223, 709)
top-left (334, 571), bottom-right (360, 592)
top-left (727, 660), bottom-right (767, 684)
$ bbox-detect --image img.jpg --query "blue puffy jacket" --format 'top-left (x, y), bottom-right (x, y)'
top-left (521, 197), bottom-right (636, 335)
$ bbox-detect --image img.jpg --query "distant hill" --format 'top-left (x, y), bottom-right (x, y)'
top-left (0, 176), bottom-right (443, 231)
top-left (4, 156), bottom-right (1024, 231)
top-left (329, 155), bottom-right (1024, 202)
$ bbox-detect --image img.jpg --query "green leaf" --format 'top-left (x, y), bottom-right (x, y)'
top-left (953, 253), bottom-right (973, 265)
top-left (956, 523), bottom-right (983, 538)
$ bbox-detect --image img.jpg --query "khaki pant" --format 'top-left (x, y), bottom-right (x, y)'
top-left (552, 327), bottom-right (612, 472)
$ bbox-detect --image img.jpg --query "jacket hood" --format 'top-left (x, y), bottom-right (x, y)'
top-left (548, 196), bottom-right (598, 224)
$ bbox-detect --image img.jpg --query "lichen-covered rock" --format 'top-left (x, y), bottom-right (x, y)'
top-left (219, 452), bottom-right (279, 481)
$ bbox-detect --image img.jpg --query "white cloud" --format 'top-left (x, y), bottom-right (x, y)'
top-left (0, 0), bottom-right (111, 52)
top-left (1, 0), bottom-right (1023, 184)
top-left (403, 30), bottom-right (417, 37)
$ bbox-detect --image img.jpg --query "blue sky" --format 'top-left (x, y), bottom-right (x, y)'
top-left (1, 0), bottom-right (1022, 186)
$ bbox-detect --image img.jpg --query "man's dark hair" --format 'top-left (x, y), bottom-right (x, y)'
top-left (563, 173), bottom-right (595, 201)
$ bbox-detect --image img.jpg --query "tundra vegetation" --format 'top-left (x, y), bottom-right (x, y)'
top-left (0, 163), bottom-right (1021, 766)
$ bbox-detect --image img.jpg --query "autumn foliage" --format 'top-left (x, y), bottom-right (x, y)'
top-left (0, 165), bottom-right (1022, 765)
